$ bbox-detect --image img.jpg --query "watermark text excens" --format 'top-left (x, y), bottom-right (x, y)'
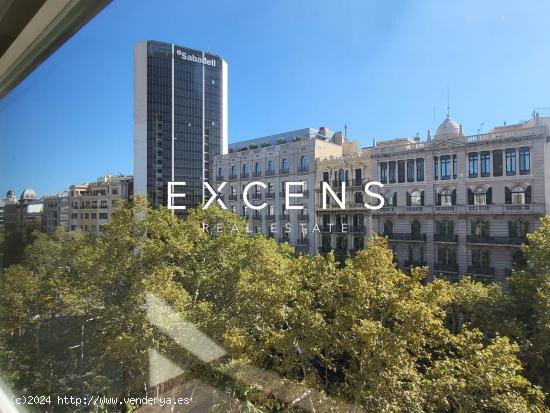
top-left (167, 181), bottom-right (385, 211)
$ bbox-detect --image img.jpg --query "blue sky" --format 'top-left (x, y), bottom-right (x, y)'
top-left (1, 0), bottom-right (550, 197)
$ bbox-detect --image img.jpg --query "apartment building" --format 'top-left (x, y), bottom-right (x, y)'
top-left (212, 127), bottom-right (347, 255)
top-left (314, 147), bottom-right (374, 260)
top-left (68, 175), bottom-right (133, 233)
top-left (369, 112), bottom-right (550, 282)
top-left (42, 192), bottom-right (70, 232)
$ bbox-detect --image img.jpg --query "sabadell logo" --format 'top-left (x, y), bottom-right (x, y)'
top-left (176, 49), bottom-right (216, 67)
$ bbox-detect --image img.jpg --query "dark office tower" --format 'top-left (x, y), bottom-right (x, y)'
top-left (134, 41), bottom-right (228, 210)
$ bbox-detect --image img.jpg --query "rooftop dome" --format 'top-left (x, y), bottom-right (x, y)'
top-left (20, 188), bottom-right (38, 201)
top-left (5, 189), bottom-right (17, 203)
top-left (435, 115), bottom-right (461, 139)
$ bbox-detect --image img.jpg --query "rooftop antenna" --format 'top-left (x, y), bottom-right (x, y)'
top-left (477, 122), bottom-right (485, 134)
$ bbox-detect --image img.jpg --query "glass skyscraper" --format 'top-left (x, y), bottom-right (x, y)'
top-left (134, 40), bottom-right (228, 210)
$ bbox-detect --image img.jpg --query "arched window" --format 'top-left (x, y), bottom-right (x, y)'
top-left (254, 162), bottom-right (261, 175)
top-left (440, 189), bottom-right (452, 206)
top-left (218, 167), bottom-right (223, 179)
top-left (383, 220), bottom-right (393, 236)
top-left (471, 220), bottom-right (489, 237)
top-left (438, 246), bottom-right (456, 265)
top-left (354, 192), bottom-right (363, 204)
top-left (410, 190), bottom-right (422, 206)
top-left (509, 219), bottom-right (529, 238)
top-left (230, 165), bottom-right (236, 177)
top-left (242, 163), bottom-right (248, 176)
top-left (281, 158), bottom-right (289, 173)
top-left (511, 186), bottom-right (525, 205)
top-left (438, 220), bottom-right (454, 236)
top-left (411, 220), bottom-right (421, 236)
top-left (474, 187), bottom-right (487, 205)
top-left (300, 156), bottom-right (308, 171)
top-left (267, 160), bottom-right (274, 173)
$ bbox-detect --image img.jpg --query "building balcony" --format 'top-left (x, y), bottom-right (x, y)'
top-left (351, 225), bottom-right (366, 234)
top-left (297, 213), bottom-right (309, 221)
top-left (386, 232), bottom-right (427, 241)
top-left (297, 166), bottom-right (309, 173)
top-left (334, 248), bottom-right (349, 257)
top-left (435, 263), bottom-right (459, 273)
top-left (350, 179), bottom-right (365, 188)
top-left (265, 170), bottom-right (276, 176)
top-left (252, 171), bottom-right (262, 178)
top-left (228, 194), bottom-right (237, 201)
top-left (279, 168), bottom-right (290, 175)
top-left (297, 238), bottom-right (310, 246)
top-left (467, 235), bottom-right (526, 245)
top-left (404, 206), bottom-right (424, 213)
top-left (279, 214), bottom-right (289, 221)
top-left (229, 174), bottom-right (238, 180)
top-left (377, 206), bottom-right (397, 214)
top-left (505, 204), bottom-right (532, 212)
top-left (434, 234), bottom-right (458, 242)
top-left (251, 213), bottom-right (262, 221)
top-left (467, 265), bottom-right (495, 275)
top-left (467, 204), bottom-right (536, 214)
top-left (251, 193), bottom-right (262, 200)
top-left (279, 191), bottom-right (286, 198)
top-left (265, 214), bottom-right (276, 221)
top-left (265, 192), bottom-right (276, 199)
top-left (216, 175), bottom-right (224, 181)
top-left (241, 172), bottom-right (249, 179)
top-left (434, 205), bottom-right (456, 212)
top-left (332, 179), bottom-right (348, 187)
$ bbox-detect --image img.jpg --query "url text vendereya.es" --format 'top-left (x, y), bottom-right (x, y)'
top-left (11, 395), bottom-right (191, 407)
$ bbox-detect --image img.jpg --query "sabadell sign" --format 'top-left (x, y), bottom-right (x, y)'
top-left (175, 49), bottom-right (216, 67)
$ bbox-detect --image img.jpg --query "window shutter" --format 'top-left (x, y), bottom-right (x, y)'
top-left (436, 193), bottom-right (441, 206)
top-left (451, 189), bottom-right (456, 205)
top-left (486, 187), bottom-right (492, 204)
top-left (525, 186), bottom-right (531, 204)
top-left (392, 192), bottom-right (397, 206)
top-left (406, 192), bottom-right (411, 206)
top-left (420, 191), bottom-right (425, 206)
top-left (505, 187), bottom-right (511, 204)
top-left (468, 188), bottom-right (474, 205)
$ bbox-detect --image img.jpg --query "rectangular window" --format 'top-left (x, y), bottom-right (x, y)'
top-left (468, 153), bottom-right (478, 178)
top-left (519, 147), bottom-right (530, 174)
top-left (452, 155), bottom-right (457, 179)
top-left (434, 157), bottom-right (438, 180)
top-left (380, 163), bottom-right (387, 183)
top-left (416, 158), bottom-right (424, 181)
top-left (406, 159), bottom-right (414, 182)
top-left (506, 149), bottom-right (516, 175)
top-left (493, 150), bottom-right (503, 176)
top-left (480, 152), bottom-right (490, 177)
top-left (388, 161), bottom-right (396, 183)
top-left (441, 155), bottom-right (451, 179)
top-left (397, 160), bottom-right (405, 183)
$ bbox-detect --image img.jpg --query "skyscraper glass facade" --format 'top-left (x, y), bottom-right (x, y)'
top-left (135, 40), bottom-right (227, 211)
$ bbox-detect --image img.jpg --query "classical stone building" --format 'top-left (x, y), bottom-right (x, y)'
top-left (68, 175), bottom-right (133, 233)
top-left (212, 127), bottom-right (351, 255)
top-left (369, 112), bottom-right (550, 282)
top-left (314, 147), bottom-right (374, 260)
